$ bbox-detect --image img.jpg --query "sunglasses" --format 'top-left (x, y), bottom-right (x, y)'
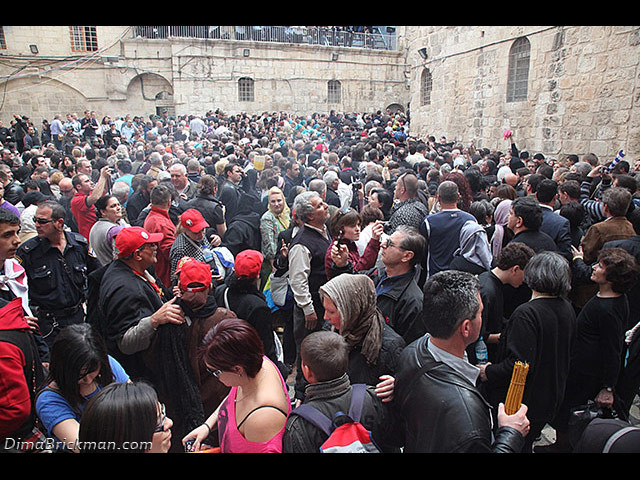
top-left (384, 237), bottom-right (407, 250)
top-left (206, 367), bottom-right (223, 378)
top-left (34, 217), bottom-right (54, 225)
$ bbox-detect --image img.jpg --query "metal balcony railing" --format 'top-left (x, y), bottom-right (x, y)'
top-left (132, 26), bottom-right (397, 51)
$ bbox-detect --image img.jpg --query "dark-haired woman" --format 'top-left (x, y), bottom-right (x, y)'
top-left (368, 187), bottom-right (393, 221)
top-left (78, 381), bottom-right (171, 453)
top-left (324, 207), bottom-right (383, 280)
top-left (182, 318), bottom-right (290, 453)
top-left (541, 246), bottom-right (639, 453)
top-left (88, 195), bottom-right (129, 265)
top-left (35, 323), bottom-right (130, 452)
top-left (479, 251), bottom-right (576, 453)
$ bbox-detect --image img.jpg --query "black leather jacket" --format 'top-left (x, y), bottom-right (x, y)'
top-left (391, 335), bottom-right (525, 453)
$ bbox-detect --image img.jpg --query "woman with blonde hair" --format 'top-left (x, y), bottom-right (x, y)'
top-left (260, 187), bottom-right (290, 270)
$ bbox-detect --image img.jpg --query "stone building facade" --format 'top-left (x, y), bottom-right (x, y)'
top-left (404, 25), bottom-right (640, 163)
top-left (0, 25), bottom-right (638, 163)
top-left (0, 25), bottom-right (407, 124)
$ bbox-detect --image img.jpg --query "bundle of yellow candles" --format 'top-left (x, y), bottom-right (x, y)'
top-left (504, 361), bottom-right (529, 415)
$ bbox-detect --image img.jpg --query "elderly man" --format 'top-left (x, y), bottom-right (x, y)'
top-left (169, 162), bottom-right (197, 200)
top-left (99, 226), bottom-right (185, 381)
top-left (390, 269), bottom-right (530, 453)
top-left (146, 151), bottom-right (165, 179)
top-left (288, 190), bottom-right (331, 404)
top-left (365, 225), bottom-right (427, 344)
top-left (322, 170), bottom-right (342, 208)
top-left (580, 187), bottom-right (636, 265)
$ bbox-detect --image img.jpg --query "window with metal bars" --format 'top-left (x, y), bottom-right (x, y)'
top-left (70, 26), bottom-right (98, 52)
top-left (238, 77), bottom-right (254, 102)
top-left (421, 68), bottom-right (432, 106)
top-left (327, 80), bottom-right (341, 104)
top-left (0, 27), bottom-right (6, 49)
top-left (507, 37), bottom-right (530, 102)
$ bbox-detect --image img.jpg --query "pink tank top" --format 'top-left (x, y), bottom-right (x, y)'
top-left (217, 357), bottom-right (291, 453)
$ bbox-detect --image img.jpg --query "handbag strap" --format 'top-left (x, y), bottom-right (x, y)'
top-left (223, 287), bottom-right (230, 310)
top-left (602, 426), bottom-right (637, 453)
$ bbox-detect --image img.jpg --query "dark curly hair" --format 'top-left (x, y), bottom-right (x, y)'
top-left (598, 247), bottom-right (639, 294)
top-left (442, 171), bottom-right (473, 212)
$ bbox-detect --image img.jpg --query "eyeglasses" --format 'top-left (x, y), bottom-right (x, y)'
top-left (384, 237), bottom-right (407, 250)
top-left (137, 243), bottom-right (158, 252)
top-left (206, 367), bottom-right (223, 378)
top-left (154, 403), bottom-right (167, 433)
top-left (34, 217), bottom-right (54, 225)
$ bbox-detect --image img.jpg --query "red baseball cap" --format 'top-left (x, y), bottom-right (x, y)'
top-left (115, 226), bottom-right (163, 257)
top-left (234, 250), bottom-right (264, 279)
top-left (179, 259), bottom-right (212, 292)
top-left (180, 209), bottom-right (209, 233)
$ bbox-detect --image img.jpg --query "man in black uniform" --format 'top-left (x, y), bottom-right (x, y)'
top-left (15, 200), bottom-right (100, 350)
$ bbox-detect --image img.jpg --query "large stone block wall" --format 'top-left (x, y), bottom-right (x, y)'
top-left (404, 26), bottom-right (640, 163)
top-left (0, 26), bottom-right (408, 125)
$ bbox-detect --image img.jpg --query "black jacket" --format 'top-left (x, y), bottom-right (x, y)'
top-left (98, 259), bottom-right (169, 381)
top-left (345, 321), bottom-right (405, 388)
top-left (188, 193), bottom-right (225, 238)
top-left (221, 211), bottom-right (261, 258)
top-left (126, 189), bottom-right (150, 225)
top-left (3, 181), bottom-right (24, 206)
top-left (367, 266), bottom-right (425, 345)
top-left (390, 335), bottom-right (525, 453)
top-left (484, 297), bottom-right (576, 425)
top-left (213, 278), bottom-right (288, 378)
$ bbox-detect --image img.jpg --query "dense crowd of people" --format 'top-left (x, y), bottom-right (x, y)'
top-left (2, 106), bottom-right (640, 453)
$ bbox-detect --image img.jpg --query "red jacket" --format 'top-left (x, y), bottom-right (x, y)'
top-left (324, 236), bottom-right (380, 280)
top-left (143, 206), bottom-right (176, 288)
top-left (0, 299), bottom-right (33, 440)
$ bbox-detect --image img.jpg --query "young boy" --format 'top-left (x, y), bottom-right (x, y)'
top-left (283, 330), bottom-right (396, 453)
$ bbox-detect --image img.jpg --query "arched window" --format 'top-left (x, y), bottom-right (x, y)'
top-left (238, 77), bottom-right (254, 102)
top-left (507, 37), bottom-right (530, 102)
top-left (421, 68), bottom-right (432, 106)
top-left (328, 80), bottom-right (341, 104)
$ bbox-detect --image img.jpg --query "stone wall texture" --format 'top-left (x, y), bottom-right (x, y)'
top-left (1, 25), bottom-right (638, 163)
top-left (0, 25), bottom-right (407, 124)
top-left (404, 25), bottom-right (640, 163)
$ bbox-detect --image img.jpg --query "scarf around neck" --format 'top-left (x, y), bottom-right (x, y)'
top-left (267, 186), bottom-right (290, 230)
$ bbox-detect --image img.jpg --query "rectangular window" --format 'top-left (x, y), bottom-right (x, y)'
top-left (70, 26), bottom-right (98, 52)
top-left (328, 80), bottom-right (341, 104)
top-left (238, 78), bottom-right (254, 102)
top-left (0, 27), bottom-right (6, 49)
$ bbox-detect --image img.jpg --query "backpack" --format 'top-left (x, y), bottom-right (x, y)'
top-left (291, 383), bottom-right (381, 453)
